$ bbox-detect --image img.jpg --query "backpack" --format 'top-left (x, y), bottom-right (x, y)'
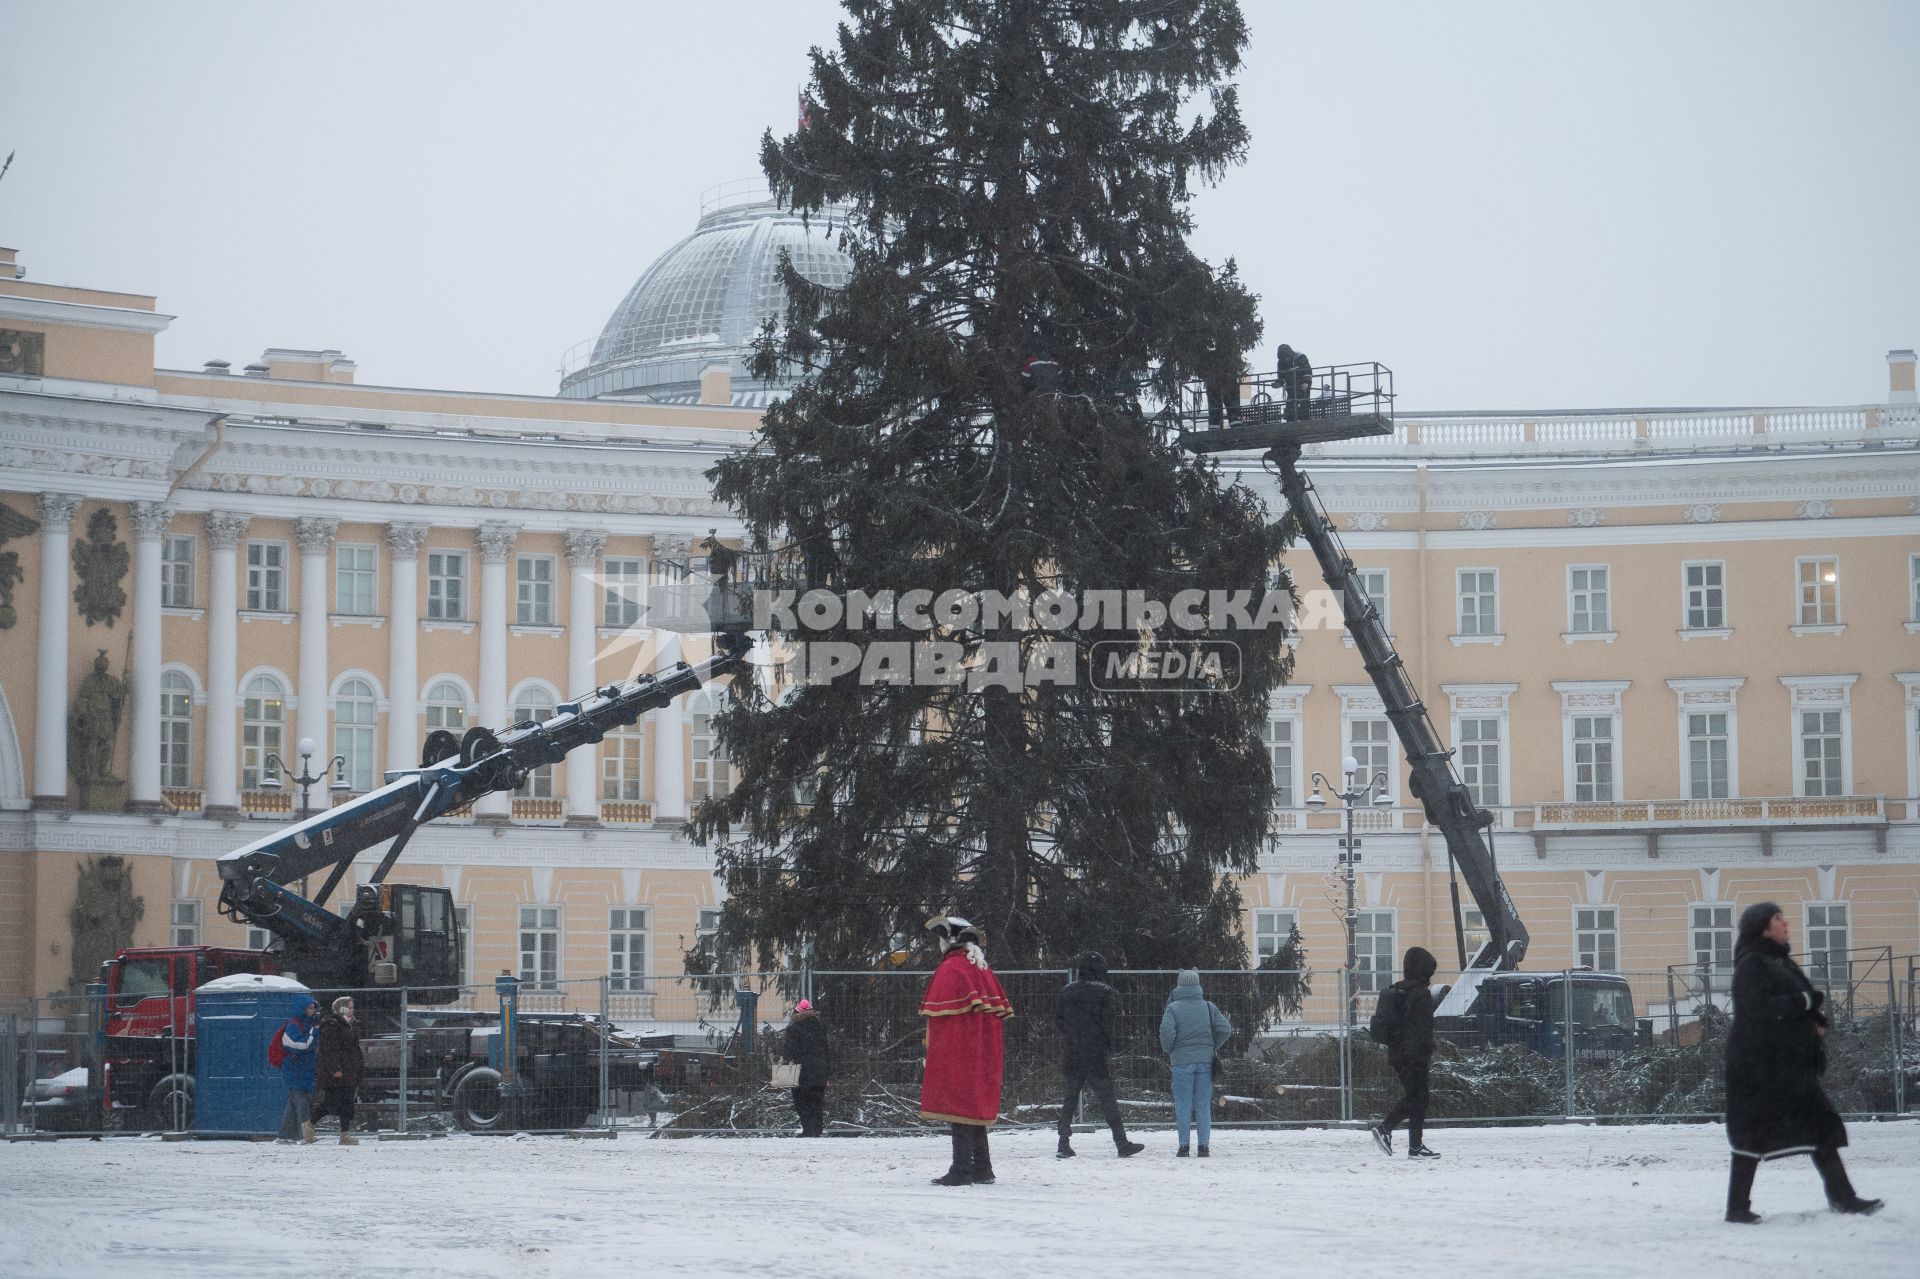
top-left (1368, 984), bottom-right (1407, 1046)
top-left (267, 1021), bottom-right (290, 1068)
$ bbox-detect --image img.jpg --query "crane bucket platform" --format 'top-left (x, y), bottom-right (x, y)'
top-left (1177, 361), bottom-right (1395, 453)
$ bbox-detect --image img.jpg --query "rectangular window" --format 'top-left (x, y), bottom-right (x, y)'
top-left (604, 557), bottom-right (645, 627)
top-left (1349, 718), bottom-right (1392, 800)
top-left (171, 900), bottom-right (201, 947)
top-left (1458, 717), bottom-right (1502, 808)
top-left (691, 908), bottom-right (723, 969)
top-left (244, 541), bottom-right (285, 612)
top-left (1568, 565), bottom-right (1610, 633)
top-left (1462, 907), bottom-right (1490, 964)
top-left (1800, 710), bottom-right (1844, 797)
top-left (1684, 561), bottom-right (1725, 630)
top-left (610, 908), bottom-right (649, 992)
top-left (1574, 905), bottom-right (1619, 971)
top-left (427, 551), bottom-right (466, 620)
top-left (1263, 715), bottom-right (1295, 808)
top-left (1691, 905), bottom-right (1734, 975)
top-left (518, 906), bottom-right (560, 990)
top-left (1910, 553), bottom-right (1920, 624)
top-left (335, 543), bottom-right (377, 615)
top-left (161, 535), bottom-right (195, 609)
top-left (1805, 903), bottom-right (1850, 988)
top-left (245, 926), bottom-right (273, 952)
top-left (1349, 568), bottom-right (1389, 633)
top-left (1797, 557), bottom-right (1839, 626)
top-left (1572, 716), bottom-right (1615, 802)
top-left (1686, 712), bottom-right (1730, 800)
top-left (601, 727), bottom-right (644, 802)
top-left (516, 555), bottom-right (555, 625)
top-left (159, 677), bottom-right (193, 789)
top-left (1253, 909), bottom-right (1300, 963)
top-left (1457, 569), bottom-right (1498, 636)
top-left (1353, 910), bottom-right (1396, 994)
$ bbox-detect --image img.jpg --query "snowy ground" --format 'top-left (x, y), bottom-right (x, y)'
top-left (2, 1121), bottom-right (1915, 1278)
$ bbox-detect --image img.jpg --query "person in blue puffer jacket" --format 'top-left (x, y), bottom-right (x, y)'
top-left (276, 997), bottom-right (322, 1144)
top-left (1158, 970), bottom-right (1232, 1158)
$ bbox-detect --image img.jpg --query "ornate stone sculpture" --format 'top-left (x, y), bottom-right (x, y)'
top-left (72, 508), bottom-right (128, 627)
top-left (69, 650), bottom-right (127, 805)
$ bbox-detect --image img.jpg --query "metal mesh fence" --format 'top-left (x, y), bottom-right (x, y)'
top-left (6, 957), bottom-right (1914, 1139)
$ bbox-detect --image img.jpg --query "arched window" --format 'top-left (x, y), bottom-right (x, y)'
top-left (602, 724), bottom-right (643, 801)
top-left (334, 677), bottom-right (377, 793)
top-left (423, 680), bottom-right (467, 736)
top-left (159, 671), bottom-right (193, 789)
top-left (241, 675), bottom-right (285, 790)
top-left (513, 688), bottom-right (556, 798)
top-left (690, 689), bottom-right (732, 799)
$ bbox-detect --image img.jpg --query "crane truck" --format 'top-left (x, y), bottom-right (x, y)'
top-left (52, 632), bottom-right (752, 1131)
top-left (1182, 366), bottom-right (1640, 1063)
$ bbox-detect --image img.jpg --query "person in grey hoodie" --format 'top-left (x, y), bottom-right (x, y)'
top-left (1158, 969), bottom-right (1232, 1157)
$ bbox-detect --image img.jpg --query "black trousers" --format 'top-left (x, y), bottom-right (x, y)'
top-left (1728, 1139), bottom-right (1857, 1211)
top-left (313, 1084), bottom-right (357, 1134)
top-left (1381, 1056), bottom-right (1430, 1147)
top-left (1057, 1067), bottom-right (1131, 1146)
top-left (791, 1085), bottom-right (826, 1137)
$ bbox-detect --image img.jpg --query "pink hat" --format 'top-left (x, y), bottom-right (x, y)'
top-left (795, 999), bottom-right (813, 1012)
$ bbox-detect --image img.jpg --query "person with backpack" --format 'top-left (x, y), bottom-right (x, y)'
top-left (311, 995), bottom-right (365, 1146)
top-left (1158, 969), bottom-right (1232, 1157)
top-left (273, 997), bottom-right (322, 1145)
top-left (1053, 950), bottom-right (1145, 1160)
top-left (1369, 946), bottom-right (1440, 1158)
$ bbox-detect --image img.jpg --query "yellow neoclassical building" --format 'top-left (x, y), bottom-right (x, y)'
top-left (1, 205), bottom-right (1917, 1006)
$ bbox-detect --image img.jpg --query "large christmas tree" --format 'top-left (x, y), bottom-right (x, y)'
top-left (695, 0), bottom-right (1295, 972)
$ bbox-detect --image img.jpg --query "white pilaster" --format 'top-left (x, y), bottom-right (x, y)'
top-left (32, 493), bottom-right (82, 806)
top-left (386, 523), bottom-right (428, 777)
top-left (204, 512), bottom-right (249, 812)
top-left (651, 630), bottom-right (686, 822)
top-left (128, 501), bottom-right (175, 810)
top-left (565, 528), bottom-right (609, 825)
top-left (475, 522), bottom-right (516, 818)
top-left (294, 517), bottom-right (338, 776)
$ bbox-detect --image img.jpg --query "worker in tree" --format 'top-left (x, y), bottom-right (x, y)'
top-left (1369, 947), bottom-right (1441, 1158)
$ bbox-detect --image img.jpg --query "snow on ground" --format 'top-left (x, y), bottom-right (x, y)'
top-left (2, 1121), bottom-right (1915, 1278)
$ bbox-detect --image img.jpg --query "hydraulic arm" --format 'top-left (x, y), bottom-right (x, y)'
top-left (216, 632), bottom-right (752, 992)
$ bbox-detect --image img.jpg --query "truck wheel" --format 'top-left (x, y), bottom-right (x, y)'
top-left (451, 1067), bottom-right (505, 1132)
top-left (147, 1076), bottom-right (194, 1131)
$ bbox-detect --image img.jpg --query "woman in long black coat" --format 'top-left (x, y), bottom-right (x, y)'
top-left (1723, 901), bottom-right (1882, 1222)
top-left (781, 999), bottom-right (830, 1137)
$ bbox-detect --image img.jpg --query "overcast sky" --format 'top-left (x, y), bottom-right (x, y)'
top-left (3, 1), bottom-right (1915, 411)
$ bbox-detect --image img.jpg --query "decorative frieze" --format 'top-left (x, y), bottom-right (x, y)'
top-left (1796, 499), bottom-right (1834, 520)
top-left (1682, 503), bottom-right (1720, 524)
top-left (1458, 511), bottom-right (1498, 531)
top-left (1346, 512), bottom-right (1390, 533)
top-left (1568, 507), bottom-right (1605, 528)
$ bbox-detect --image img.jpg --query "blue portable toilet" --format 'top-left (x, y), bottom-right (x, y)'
top-left (195, 974), bottom-right (314, 1138)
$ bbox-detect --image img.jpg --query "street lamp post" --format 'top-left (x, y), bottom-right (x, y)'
top-left (1307, 754), bottom-right (1394, 1122)
top-left (260, 736), bottom-right (351, 897)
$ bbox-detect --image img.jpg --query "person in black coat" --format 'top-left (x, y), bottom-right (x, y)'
top-left (1723, 901), bottom-right (1882, 1222)
top-left (1054, 951), bottom-right (1145, 1159)
top-left (781, 999), bottom-right (830, 1137)
top-left (1370, 946), bottom-right (1441, 1159)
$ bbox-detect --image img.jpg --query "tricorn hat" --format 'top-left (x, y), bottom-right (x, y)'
top-left (926, 914), bottom-right (986, 947)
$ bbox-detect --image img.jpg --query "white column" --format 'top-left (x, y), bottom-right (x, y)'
top-left (128, 501), bottom-right (175, 812)
top-left (650, 630), bottom-right (686, 823)
top-left (32, 493), bottom-right (82, 806)
top-left (564, 528), bottom-right (608, 826)
top-left (475, 522), bottom-right (516, 818)
top-left (204, 512), bottom-right (249, 814)
top-left (294, 517), bottom-right (338, 783)
top-left (386, 522), bottom-right (427, 777)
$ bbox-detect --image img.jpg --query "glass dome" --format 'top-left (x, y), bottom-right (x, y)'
top-left (559, 182), bottom-right (853, 405)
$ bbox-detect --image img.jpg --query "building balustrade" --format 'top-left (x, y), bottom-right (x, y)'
top-left (162, 788), bottom-right (202, 814)
top-left (1533, 795), bottom-right (1885, 830)
top-left (240, 790), bottom-right (293, 817)
top-left (511, 797), bottom-right (565, 823)
top-left (602, 800), bottom-right (654, 825)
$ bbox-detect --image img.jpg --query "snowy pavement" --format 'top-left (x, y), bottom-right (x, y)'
top-left (2, 1121), bottom-right (1915, 1278)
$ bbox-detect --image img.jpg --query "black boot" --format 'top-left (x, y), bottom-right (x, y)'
top-left (969, 1125), bottom-right (995, 1185)
top-left (1116, 1139), bottom-right (1144, 1158)
top-left (1056, 1139), bottom-right (1076, 1159)
top-left (932, 1125), bottom-right (973, 1186)
top-left (1814, 1146), bottom-right (1883, 1216)
top-left (1726, 1154), bottom-right (1761, 1224)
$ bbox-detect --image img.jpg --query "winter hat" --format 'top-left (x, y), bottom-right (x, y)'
top-left (1076, 951), bottom-right (1107, 980)
top-left (1176, 969), bottom-right (1201, 988)
top-left (794, 999), bottom-right (813, 1013)
top-left (332, 996), bottom-right (354, 1014)
top-left (1736, 901), bottom-right (1783, 955)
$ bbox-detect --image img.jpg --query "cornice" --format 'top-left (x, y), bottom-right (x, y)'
top-left (0, 293), bottom-right (174, 335)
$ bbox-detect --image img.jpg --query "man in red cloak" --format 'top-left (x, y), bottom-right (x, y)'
top-left (919, 915), bottom-right (1014, 1185)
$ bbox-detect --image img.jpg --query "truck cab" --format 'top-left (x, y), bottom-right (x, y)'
top-left (1434, 968), bottom-right (1644, 1063)
top-left (104, 946), bottom-right (279, 1040)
